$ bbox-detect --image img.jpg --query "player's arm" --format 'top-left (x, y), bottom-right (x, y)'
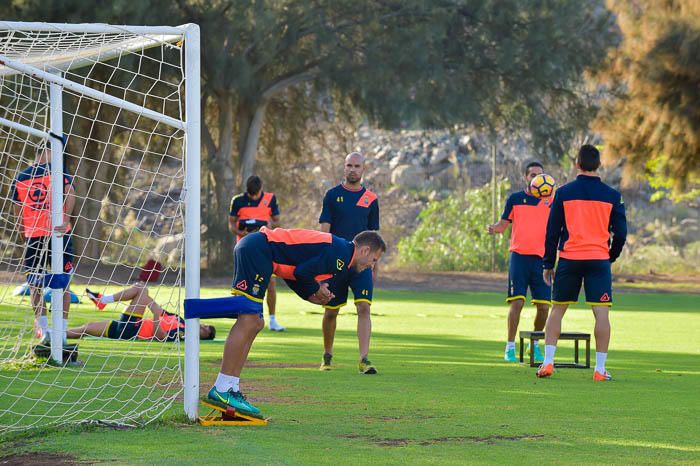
top-left (228, 215), bottom-right (247, 237)
top-left (270, 195), bottom-right (281, 228)
top-left (319, 190), bottom-right (333, 233)
top-left (293, 248), bottom-right (340, 302)
top-left (55, 182), bottom-right (75, 235)
top-left (488, 195), bottom-right (513, 234)
top-left (542, 192), bottom-right (564, 285)
top-left (270, 214), bottom-right (280, 229)
top-left (608, 194), bottom-right (627, 263)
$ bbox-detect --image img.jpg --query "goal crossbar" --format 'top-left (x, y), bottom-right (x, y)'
top-left (0, 54), bottom-right (186, 130)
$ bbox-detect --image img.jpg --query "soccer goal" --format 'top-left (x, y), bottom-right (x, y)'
top-left (0, 21), bottom-right (201, 434)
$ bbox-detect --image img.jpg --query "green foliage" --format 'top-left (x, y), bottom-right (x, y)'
top-left (398, 180), bottom-right (511, 271)
top-left (596, 0), bottom-right (700, 195)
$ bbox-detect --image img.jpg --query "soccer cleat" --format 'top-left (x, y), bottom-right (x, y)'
top-left (37, 333), bottom-right (52, 348)
top-left (529, 344), bottom-right (545, 363)
top-left (269, 319), bottom-right (285, 332)
top-left (593, 370), bottom-right (612, 381)
top-left (85, 288), bottom-right (106, 310)
top-left (359, 357), bottom-right (377, 375)
top-left (536, 363), bottom-right (554, 378)
top-left (504, 348), bottom-right (517, 363)
top-left (207, 386), bottom-right (262, 418)
top-left (320, 352), bottom-right (332, 371)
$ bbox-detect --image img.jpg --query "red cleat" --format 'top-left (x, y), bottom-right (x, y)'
top-left (536, 363), bottom-right (554, 378)
top-left (85, 288), bottom-right (106, 310)
top-left (593, 370), bottom-right (612, 381)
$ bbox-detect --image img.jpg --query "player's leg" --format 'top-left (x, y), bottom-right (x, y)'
top-left (320, 276), bottom-right (348, 371)
top-left (504, 252), bottom-right (527, 362)
top-left (208, 232), bottom-right (270, 417)
top-left (529, 254), bottom-right (551, 363)
top-left (582, 260), bottom-right (614, 381)
top-left (352, 268), bottom-right (376, 374)
top-left (537, 258), bottom-right (581, 377)
top-left (66, 320), bottom-right (113, 339)
top-left (59, 236), bottom-right (75, 344)
top-left (25, 237), bottom-right (49, 341)
top-left (267, 277), bottom-right (284, 331)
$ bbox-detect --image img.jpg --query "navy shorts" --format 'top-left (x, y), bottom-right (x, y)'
top-left (230, 232), bottom-right (270, 315)
top-left (552, 258), bottom-right (613, 306)
top-left (324, 267), bottom-right (374, 310)
top-left (507, 252), bottom-right (551, 304)
top-left (107, 320), bottom-right (140, 340)
top-left (24, 235), bottom-right (74, 285)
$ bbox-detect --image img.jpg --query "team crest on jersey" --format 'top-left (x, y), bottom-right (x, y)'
top-left (236, 280), bottom-right (248, 291)
top-left (336, 259), bottom-right (345, 270)
top-left (362, 196), bottom-right (369, 206)
top-left (252, 284), bottom-right (260, 295)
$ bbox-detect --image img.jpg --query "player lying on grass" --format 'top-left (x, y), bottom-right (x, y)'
top-left (185, 227), bottom-right (385, 419)
top-left (67, 284), bottom-right (215, 341)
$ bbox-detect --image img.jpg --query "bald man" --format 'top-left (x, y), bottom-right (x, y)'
top-left (318, 152), bottom-right (381, 374)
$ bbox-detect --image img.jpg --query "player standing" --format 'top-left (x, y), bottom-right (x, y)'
top-left (229, 175), bottom-right (284, 331)
top-left (318, 152), bottom-right (380, 374)
top-left (11, 140), bottom-right (75, 346)
top-left (488, 161), bottom-right (552, 363)
top-left (537, 145), bottom-right (627, 381)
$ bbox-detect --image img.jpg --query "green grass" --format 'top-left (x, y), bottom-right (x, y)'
top-left (1, 287), bottom-right (699, 465)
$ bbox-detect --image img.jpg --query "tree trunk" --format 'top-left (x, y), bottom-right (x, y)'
top-left (238, 100), bottom-right (269, 186)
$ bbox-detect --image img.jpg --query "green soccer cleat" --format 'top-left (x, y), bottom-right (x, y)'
top-left (504, 347), bottom-right (517, 363)
top-left (529, 344), bottom-right (545, 363)
top-left (359, 357), bottom-right (377, 374)
top-left (320, 352), bottom-right (332, 371)
top-left (207, 386), bottom-right (262, 418)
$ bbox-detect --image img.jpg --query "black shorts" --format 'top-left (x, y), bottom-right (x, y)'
top-left (230, 232), bottom-right (272, 310)
top-left (106, 320), bottom-right (140, 340)
top-left (553, 258), bottom-right (613, 306)
top-left (24, 235), bottom-right (74, 285)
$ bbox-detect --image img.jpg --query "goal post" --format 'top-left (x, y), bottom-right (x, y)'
top-left (0, 21), bottom-right (201, 434)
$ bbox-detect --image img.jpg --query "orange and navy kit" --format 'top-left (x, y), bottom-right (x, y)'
top-left (500, 190), bottom-right (552, 304)
top-left (229, 191), bottom-right (279, 241)
top-left (319, 184), bottom-right (379, 308)
top-left (228, 227), bottom-right (357, 317)
top-left (106, 312), bottom-right (184, 341)
top-left (11, 163), bottom-right (74, 284)
top-left (544, 175), bottom-right (627, 306)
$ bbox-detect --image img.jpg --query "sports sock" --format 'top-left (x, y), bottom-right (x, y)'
top-left (100, 294), bottom-right (115, 305)
top-left (595, 352), bottom-right (607, 374)
top-left (531, 339), bottom-right (539, 347)
top-left (38, 315), bottom-right (49, 336)
top-left (505, 341), bottom-right (515, 351)
top-left (269, 315), bottom-right (277, 324)
top-left (543, 345), bottom-right (556, 365)
top-left (214, 373), bottom-right (240, 392)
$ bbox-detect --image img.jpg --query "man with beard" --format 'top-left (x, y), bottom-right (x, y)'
top-left (318, 152), bottom-right (380, 374)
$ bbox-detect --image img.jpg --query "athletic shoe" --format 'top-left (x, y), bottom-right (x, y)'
top-left (504, 348), bottom-right (517, 363)
top-left (593, 370), bottom-right (612, 381)
top-left (359, 357), bottom-right (377, 375)
top-left (536, 363), bottom-right (554, 378)
top-left (269, 319), bottom-right (285, 332)
top-left (207, 386), bottom-right (262, 418)
top-left (529, 344), bottom-right (545, 363)
top-left (37, 333), bottom-right (51, 348)
top-left (319, 352), bottom-right (332, 371)
top-left (85, 288), bottom-right (106, 310)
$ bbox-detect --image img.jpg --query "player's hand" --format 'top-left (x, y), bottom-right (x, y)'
top-left (308, 283), bottom-right (334, 305)
top-left (543, 269), bottom-right (554, 287)
top-left (487, 223), bottom-right (499, 235)
top-left (54, 224), bottom-right (68, 236)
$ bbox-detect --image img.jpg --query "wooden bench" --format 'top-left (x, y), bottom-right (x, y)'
top-left (519, 330), bottom-right (590, 368)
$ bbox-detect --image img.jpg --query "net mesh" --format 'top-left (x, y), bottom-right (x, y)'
top-left (0, 22), bottom-right (191, 435)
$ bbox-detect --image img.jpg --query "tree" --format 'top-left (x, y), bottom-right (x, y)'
top-left (595, 0), bottom-right (700, 197)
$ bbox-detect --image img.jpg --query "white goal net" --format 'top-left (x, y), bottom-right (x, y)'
top-left (0, 21), bottom-right (200, 435)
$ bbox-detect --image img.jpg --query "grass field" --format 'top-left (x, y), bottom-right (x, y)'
top-left (1, 286), bottom-right (699, 465)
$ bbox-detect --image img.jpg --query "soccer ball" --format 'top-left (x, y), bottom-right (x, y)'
top-left (530, 174), bottom-right (556, 198)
